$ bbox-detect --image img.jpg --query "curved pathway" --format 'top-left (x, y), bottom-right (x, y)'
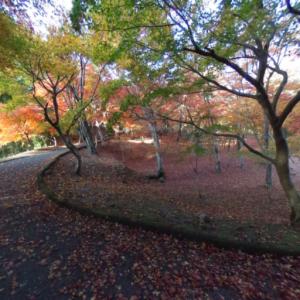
top-left (0, 150), bottom-right (300, 299)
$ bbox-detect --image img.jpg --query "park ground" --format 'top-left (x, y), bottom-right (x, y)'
top-left (0, 140), bottom-right (300, 299)
top-left (48, 137), bottom-right (300, 225)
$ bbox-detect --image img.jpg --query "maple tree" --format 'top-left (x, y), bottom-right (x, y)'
top-left (0, 105), bottom-right (47, 143)
top-left (77, 0), bottom-right (300, 226)
top-left (112, 58), bottom-right (175, 179)
top-left (17, 31), bottom-right (88, 174)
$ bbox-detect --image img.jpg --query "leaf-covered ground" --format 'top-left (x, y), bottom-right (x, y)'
top-left (1, 147), bottom-right (300, 299)
top-left (49, 138), bottom-right (300, 225)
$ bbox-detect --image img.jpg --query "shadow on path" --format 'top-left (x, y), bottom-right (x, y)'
top-left (0, 149), bottom-right (299, 299)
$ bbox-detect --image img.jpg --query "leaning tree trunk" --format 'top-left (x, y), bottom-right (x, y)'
top-left (96, 126), bottom-right (105, 145)
top-left (79, 118), bottom-right (97, 155)
top-left (274, 129), bottom-right (300, 226)
top-left (62, 135), bottom-right (82, 175)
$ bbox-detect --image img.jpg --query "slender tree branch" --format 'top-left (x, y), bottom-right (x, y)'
top-left (177, 58), bottom-right (258, 99)
top-left (66, 98), bottom-right (93, 135)
top-left (156, 112), bottom-right (275, 164)
top-left (267, 64), bottom-right (288, 110)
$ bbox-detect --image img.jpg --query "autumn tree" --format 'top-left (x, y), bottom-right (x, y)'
top-left (73, 0), bottom-right (300, 226)
top-left (19, 32), bottom-right (92, 174)
top-left (120, 85), bottom-right (166, 180)
top-left (57, 32), bottom-right (102, 155)
top-left (0, 105), bottom-right (47, 143)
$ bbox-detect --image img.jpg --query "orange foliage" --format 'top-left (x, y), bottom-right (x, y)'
top-left (0, 105), bottom-right (48, 144)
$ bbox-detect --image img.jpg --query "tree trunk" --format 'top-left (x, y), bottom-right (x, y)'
top-left (264, 114), bottom-right (272, 188)
top-left (78, 132), bottom-right (82, 144)
top-left (213, 137), bottom-right (221, 173)
top-left (79, 119), bottom-right (97, 155)
top-left (237, 134), bottom-right (244, 169)
top-left (265, 163), bottom-right (272, 188)
top-left (97, 126), bottom-right (105, 145)
top-left (149, 121), bottom-right (165, 178)
top-left (53, 136), bottom-right (57, 147)
top-left (62, 135), bottom-right (82, 175)
top-left (177, 106), bottom-right (184, 141)
top-left (274, 129), bottom-right (300, 226)
top-left (163, 118), bottom-right (169, 134)
top-left (143, 107), bottom-right (165, 179)
top-left (24, 132), bottom-right (31, 144)
top-left (227, 138), bottom-right (231, 151)
top-left (177, 121), bottom-right (182, 141)
top-left (205, 95), bottom-right (221, 173)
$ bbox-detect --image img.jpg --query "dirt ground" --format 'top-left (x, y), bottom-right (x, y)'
top-left (47, 137), bottom-right (300, 226)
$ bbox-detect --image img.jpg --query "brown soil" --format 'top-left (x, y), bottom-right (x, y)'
top-left (46, 137), bottom-right (300, 225)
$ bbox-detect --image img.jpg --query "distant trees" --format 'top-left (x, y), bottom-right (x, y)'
top-left (122, 85), bottom-right (166, 180)
top-left (101, 78), bottom-right (168, 179)
top-left (0, 105), bottom-right (46, 143)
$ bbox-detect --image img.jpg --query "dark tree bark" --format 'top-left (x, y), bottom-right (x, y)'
top-left (236, 129), bottom-right (244, 169)
top-left (62, 134), bottom-right (82, 175)
top-left (273, 128), bottom-right (300, 225)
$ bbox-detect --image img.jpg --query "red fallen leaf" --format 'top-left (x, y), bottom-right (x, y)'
top-left (1, 144), bottom-right (300, 300)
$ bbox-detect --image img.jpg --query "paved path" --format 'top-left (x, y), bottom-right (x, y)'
top-left (0, 150), bottom-right (299, 299)
top-left (0, 149), bottom-right (67, 207)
